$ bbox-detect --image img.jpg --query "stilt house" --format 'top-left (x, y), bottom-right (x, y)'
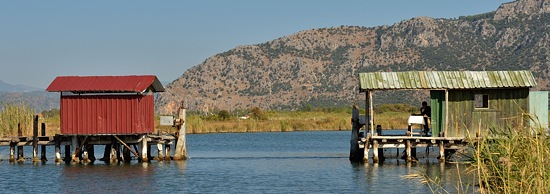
top-left (46, 75), bottom-right (165, 135)
top-left (358, 70), bottom-right (548, 138)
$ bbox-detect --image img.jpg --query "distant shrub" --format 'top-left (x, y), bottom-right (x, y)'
top-left (250, 107), bottom-right (267, 120)
top-left (218, 110), bottom-right (231, 121)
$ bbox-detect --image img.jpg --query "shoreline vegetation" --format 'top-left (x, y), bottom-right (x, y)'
top-left (156, 104), bottom-right (417, 134)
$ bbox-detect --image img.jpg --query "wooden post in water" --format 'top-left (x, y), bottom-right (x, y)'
top-left (373, 140), bottom-right (379, 163)
top-left (165, 143), bottom-right (171, 161)
top-left (157, 131), bottom-right (164, 161)
top-left (64, 145), bottom-right (71, 162)
top-left (140, 135), bottom-right (149, 162)
top-left (54, 135), bottom-right (62, 163)
top-left (32, 115), bottom-right (40, 163)
top-left (405, 140), bottom-right (412, 163)
top-left (71, 135), bottom-right (80, 163)
top-left (438, 140), bottom-right (445, 162)
top-left (41, 123), bottom-right (47, 162)
top-left (88, 145), bottom-right (95, 163)
top-left (122, 146), bottom-right (131, 163)
top-left (101, 144), bottom-right (109, 162)
top-left (174, 101), bottom-right (187, 160)
top-left (157, 144), bottom-right (164, 161)
top-left (9, 141), bottom-right (16, 163)
top-left (349, 104), bottom-right (360, 161)
top-left (82, 144), bottom-right (91, 164)
top-left (109, 142), bottom-right (118, 164)
top-left (82, 150), bottom-right (90, 164)
top-left (363, 134), bottom-right (370, 163)
top-left (147, 144), bottom-right (152, 161)
top-left (17, 123), bottom-right (25, 163)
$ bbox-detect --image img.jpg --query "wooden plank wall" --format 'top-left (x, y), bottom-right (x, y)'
top-left (446, 88), bottom-right (529, 138)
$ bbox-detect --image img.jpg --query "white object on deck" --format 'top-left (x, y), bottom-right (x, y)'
top-left (407, 116), bottom-right (425, 125)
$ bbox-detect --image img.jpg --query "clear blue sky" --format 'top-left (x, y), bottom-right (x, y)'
top-left (0, 0), bottom-right (511, 89)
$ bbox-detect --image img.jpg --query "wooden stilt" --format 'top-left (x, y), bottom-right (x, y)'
top-left (55, 135), bottom-right (62, 163)
top-left (71, 136), bottom-right (80, 163)
top-left (147, 144), bottom-right (152, 161)
top-left (157, 143), bottom-right (165, 161)
top-left (164, 144), bottom-right (171, 161)
top-left (174, 101), bottom-right (187, 160)
top-left (113, 135), bottom-right (140, 160)
top-left (141, 135), bottom-right (149, 162)
top-left (102, 144), bottom-right (111, 162)
top-left (122, 146), bottom-right (131, 163)
top-left (17, 123), bottom-right (24, 163)
top-left (439, 141), bottom-right (445, 162)
top-left (349, 104), bottom-right (361, 161)
top-left (88, 145), bottom-right (96, 162)
top-left (41, 123), bottom-right (47, 162)
top-left (405, 140), bottom-right (412, 163)
top-left (82, 149), bottom-right (90, 164)
top-left (373, 140), bottom-right (379, 163)
top-left (32, 115), bottom-right (40, 163)
top-left (64, 145), bottom-right (71, 162)
top-left (109, 142), bottom-right (118, 164)
top-left (363, 134), bottom-right (370, 163)
top-left (157, 130), bottom-right (164, 161)
top-left (9, 142), bottom-right (15, 163)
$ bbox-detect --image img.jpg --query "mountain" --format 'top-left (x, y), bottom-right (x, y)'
top-left (0, 91), bottom-right (58, 112)
top-left (0, 80), bottom-right (42, 93)
top-left (156, 0), bottom-right (550, 113)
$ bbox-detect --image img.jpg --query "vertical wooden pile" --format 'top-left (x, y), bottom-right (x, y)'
top-left (174, 101), bottom-right (187, 160)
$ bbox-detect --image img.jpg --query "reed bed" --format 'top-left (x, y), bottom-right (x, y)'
top-left (0, 102), bottom-right (34, 136)
top-left (472, 124), bottom-right (550, 193)
top-left (422, 116), bottom-right (550, 193)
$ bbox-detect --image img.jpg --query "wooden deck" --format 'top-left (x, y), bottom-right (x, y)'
top-left (0, 133), bottom-right (177, 164)
top-left (356, 133), bottom-right (472, 163)
top-left (350, 105), bottom-right (474, 163)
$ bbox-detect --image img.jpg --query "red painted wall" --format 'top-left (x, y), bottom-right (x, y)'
top-left (60, 94), bottom-right (154, 135)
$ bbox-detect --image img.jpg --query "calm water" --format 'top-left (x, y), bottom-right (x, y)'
top-left (0, 131), bottom-right (474, 193)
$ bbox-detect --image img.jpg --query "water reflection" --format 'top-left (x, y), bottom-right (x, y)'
top-left (351, 161), bottom-right (476, 193)
top-left (60, 163), bottom-right (156, 193)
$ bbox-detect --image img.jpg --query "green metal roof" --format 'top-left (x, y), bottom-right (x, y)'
top-left (358, 70), bottom-right (536, 91)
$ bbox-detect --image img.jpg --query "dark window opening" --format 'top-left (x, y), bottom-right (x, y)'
top-left (475, 94), bottom-right (489, 108)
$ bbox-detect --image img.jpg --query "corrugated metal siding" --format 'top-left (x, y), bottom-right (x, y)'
top-left (60, 95), bottom-right (154, 135)
top-left (46, 75), bottom-right (165, 93)
top-left (359, 71), bottom-right (536, 90)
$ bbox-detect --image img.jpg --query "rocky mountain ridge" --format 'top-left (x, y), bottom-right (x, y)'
top-left (160, 0), bottom-right (550, 113)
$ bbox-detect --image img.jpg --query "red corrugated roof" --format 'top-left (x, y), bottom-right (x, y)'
top-left (46, 75), bottom-right (165, 93)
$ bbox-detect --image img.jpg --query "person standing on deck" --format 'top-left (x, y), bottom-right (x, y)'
top-left (420, 101), bottom-right (431, 136)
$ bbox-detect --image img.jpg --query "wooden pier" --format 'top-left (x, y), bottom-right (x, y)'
top-left (358, 133), bottom-right (470, 163)
top-left (0, 121), bottom-right (178, 164)
top-left (350, 105), bottom-right (472, 163)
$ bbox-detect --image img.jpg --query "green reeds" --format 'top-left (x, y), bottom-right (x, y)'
top-left (472, 122), bottom-right (550, 193)
top-left (0, 102), bottom-right (35, 136)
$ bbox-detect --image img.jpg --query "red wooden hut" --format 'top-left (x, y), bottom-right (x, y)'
top-left (46, 75), bottom-right (165, 135)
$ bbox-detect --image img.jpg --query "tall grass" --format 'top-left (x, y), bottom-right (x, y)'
top-left (0, 102), bottom-right (35, 136)
top-left (472, 124), bottom-right (550, 193)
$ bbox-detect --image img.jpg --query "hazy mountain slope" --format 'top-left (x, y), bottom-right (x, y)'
top-left (0, 80), bottom-right (41, 93)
